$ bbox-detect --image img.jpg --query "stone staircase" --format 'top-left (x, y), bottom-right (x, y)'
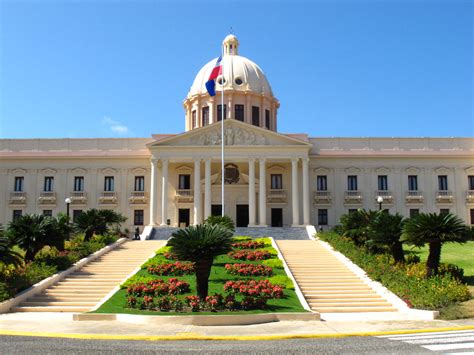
top-left (276, 240), bottom-right (398, 313)
top-left (12, 240), bottom-right (165, 313)
top-left (235, 227), bottom-right (310, 240)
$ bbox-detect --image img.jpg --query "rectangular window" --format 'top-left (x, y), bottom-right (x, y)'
top-left (104, 176), bottom-right (114, 191)
top-left (348, 209), bottom-right (357, 214)
top-left (73, 210), bottom-right (83, 223)
top-left (178, 174), bottom-right (191, 190)
top-left (378, 175), bottom-right (388, 191)
top-left (408, 175), bottom-right (418, 191)
top-left (14, 177), bottom-right (24, 192)
top-left (74, 176), bottom-right (84, 192)
top-left (217, 104), bottom-right (227, 121)
top-left (438, 175), bottom-right (448, 191)
top-left (134, 210), bottom-right (144, 226)
top-left (235, 104), bottom-right (244, 121)
top-left (470, 209), bottom-right (474, 225)
top-left (440, 208), bottom-right (450, 215)
top-left (134, 176), bottom-right (145, 191)
top-left (265, 109), bottom-right (270, 129)
top-left (43, 210), bottom-right (53, 217)
top-left (192, 110), bottom-right (196, 128)
top-left (318, 209), bottom-right (328, 225)
top-left (468, 176), bottom-right (474, 190)
top-left (202, 106), bottom-right (209, 126)
top-left (347, 175), bottom-right (358, 191)
top-left (13, 210), bottom-right (22, 220)
top-left (317, 176), bottom-right (327, 191)
top-left (271, 174), bottom-right (283, 189)
top-left (409, 209), bottom-right (419, 218)
top-left (252, 106), bottom-right (260, 126)
top-left (44, 176), bottom-right (54, 192)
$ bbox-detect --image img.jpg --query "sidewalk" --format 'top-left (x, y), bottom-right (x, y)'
top-left (0, 312), bottom-right (473, 340)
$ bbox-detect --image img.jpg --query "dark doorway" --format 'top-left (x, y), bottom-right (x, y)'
top-left (178, 209), bottom-right (190, 227)
top-left (236, 205), bottom-right (249, 227)
top-left (211, 204), bottom-right (222, 217)
top-left (271, 208), bottom-right (283, 227)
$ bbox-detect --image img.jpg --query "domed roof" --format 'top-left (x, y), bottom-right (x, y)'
top-left (188, 35), bottom-right (273, 97)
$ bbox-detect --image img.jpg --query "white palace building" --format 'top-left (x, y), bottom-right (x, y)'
top-left (1, 35), bottom-right (474, 234)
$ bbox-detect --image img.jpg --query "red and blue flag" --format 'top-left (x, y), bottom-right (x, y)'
top-left (205, 56), bottom-right (222, 96)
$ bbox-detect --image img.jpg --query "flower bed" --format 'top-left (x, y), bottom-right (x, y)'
top-left (231, 241), bottom-right (265, 249)
top-left (126, 278), bottom-right (190, 297)
top-left (318, 231), bottom-right (471, 310)
top-left (147, 261), bottom-right (195, 276)
top-left (228, 250), bottom-right (272, 261)
top-left (225, 263), bottom-right (273, 277)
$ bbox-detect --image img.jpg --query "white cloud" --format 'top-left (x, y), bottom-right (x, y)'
top-left (102, 116), bottom-right (130, 136)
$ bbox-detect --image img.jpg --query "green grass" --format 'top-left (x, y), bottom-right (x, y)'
top-left (94, 241), bottom-right (306, 315)
top-left (404, 241), bottom-right (474, 285)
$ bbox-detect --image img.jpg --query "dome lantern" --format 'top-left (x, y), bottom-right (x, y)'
top-left (223, 34), bottom-right (239, 56)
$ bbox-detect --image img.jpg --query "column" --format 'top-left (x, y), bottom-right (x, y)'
top-left (292, 158), bottom-right (300, 226)
top-left (302, 157), bottom-right (310, 225)
top-left (248, 158), bottom-right (256, 226)
top-left (149, 159), bottom-right (158, 225)
top-left (160, 159), bottom-right (169, 226)
top-left (209, 97), bottom-right (215, 124)
top-left (193, 159), bottom-right (201, 224)
top-left (204, 158), bottom-right (211, 219)
top-left (259, 158), bottom-right (267, 226)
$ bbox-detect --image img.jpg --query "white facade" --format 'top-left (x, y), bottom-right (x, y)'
top-left (1, 36), bottom-right (474, 230)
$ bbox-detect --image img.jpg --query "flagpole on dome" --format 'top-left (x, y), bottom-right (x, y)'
top-left (221, 38), bottom-right (225, 217)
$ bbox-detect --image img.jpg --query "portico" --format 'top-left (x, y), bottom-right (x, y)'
top-left (146, 120), bottom-right (312, 228)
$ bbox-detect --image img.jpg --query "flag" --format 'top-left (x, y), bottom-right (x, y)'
top-left (205, 56), bottom-right (222, 97)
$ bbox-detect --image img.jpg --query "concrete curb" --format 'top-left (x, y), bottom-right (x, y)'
top-left (0, 325), bottom-right (473, 341)
top-left (0, 238), bottom-right (128, 314)
top-left (314, 234), bottom-right (439, 320)
top-left (74, 312), bottom-right (320, 325)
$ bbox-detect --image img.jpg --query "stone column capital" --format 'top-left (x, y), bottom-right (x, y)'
top-left (291, 157), bottom-right (300, 164)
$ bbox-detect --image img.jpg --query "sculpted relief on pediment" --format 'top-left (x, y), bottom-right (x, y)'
top-left (190, 127), bottom-right (268, 146)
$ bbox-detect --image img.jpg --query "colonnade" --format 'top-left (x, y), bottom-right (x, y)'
top-left (149, 157), bottom-right (310, 227)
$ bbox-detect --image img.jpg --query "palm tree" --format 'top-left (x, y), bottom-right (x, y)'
top-left (339, 209), bottom-right (377, 246)
top-left (167, 224), bottom-right (234, 300)
top-left (367, 211), bottom-right (405, 263)
top-left (7, 214), bottom-right (54, 261)
top-left (48, 213), bottom-right (73, 251)
top-left (204, 215), bottom-right (235, 232)
top-left (401, 212), bottom-right (469, 277)
top-left (74, 209), bottom-right (127, 241)
top-left (0, 225), bottom-right (22, 266)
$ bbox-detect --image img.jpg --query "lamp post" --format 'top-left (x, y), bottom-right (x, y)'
top-left (65, 197), bottom-right (72, 221)
top-left (377, 195), bottom-right (383, 211)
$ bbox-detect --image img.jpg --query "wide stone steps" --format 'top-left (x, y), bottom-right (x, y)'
top-left (277, 240), bottom-right (398, 314)
top-left (12, 240), bottom-right (164, 313)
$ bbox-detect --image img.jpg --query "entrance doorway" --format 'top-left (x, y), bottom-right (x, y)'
top-left (211, 204), bottom-right (222, 217)
top-left (236, 205), bottom-right (249, 227)
top-left (271, 208), bottom-right (283, 227)
top-left (178, 209), bottom-right (190, 227)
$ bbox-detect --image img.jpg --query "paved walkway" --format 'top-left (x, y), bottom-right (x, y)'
top-left (0, 312), bottom-right (472, 338)
top-left (12, 240), bottom-right (165, 312)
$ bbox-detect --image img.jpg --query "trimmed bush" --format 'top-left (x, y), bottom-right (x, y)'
top-left (232, 236), bottom-right (252, 242)
top-left (267, 275), bottom-right (295, 290)
top-left (225, 263), bottom-right (273, 277)
top-left (228, 250), bottom-right (272, 261)
top-left (262, 259), bottom-right (284, 269)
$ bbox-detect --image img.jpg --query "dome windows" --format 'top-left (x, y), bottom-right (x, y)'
top-left (217, 76), bottom-right (226, 86)
top-left (234, 77), bottom-right (243, 85)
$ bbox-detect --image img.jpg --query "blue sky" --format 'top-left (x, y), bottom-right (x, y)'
top-left (0, 0), bottom-right (472, 138)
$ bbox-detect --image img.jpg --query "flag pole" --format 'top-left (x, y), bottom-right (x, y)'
top-left (221, 45), bottom-right (225, 217)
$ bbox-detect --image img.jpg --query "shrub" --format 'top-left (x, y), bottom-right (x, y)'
top-left (228, 250), bottom-right (272, 261)
top-left (204, 215), bottom-right (235, 232)
top-left (223, 279), bottom-right (284, 299)
top-left (0, 282), bottom-right (11, 302)
top-left (155, 246), bottom-right (173, 255)
top-left (91, 234), bottom-right (118, 245)
top-left (225, 263), bottom-right (273, 277)
top-left (147, 261), bottom-right (195, 276)
top-left (262, 259), bottom-right (284, 269)
top-left (267, 275), bottom-right (295, 290)
top-left (232, 236), bottom-right (252, 242)
top-left (121, 274), bottom-right (160, 288)
top-left (318, 231), bottom-right (471, 309)
top-left (34, 247), bottom-right (73, 271)
top-left (231, 241), bottom-right (265, 249)
top-left (253, 238), bottom-right (272, 246)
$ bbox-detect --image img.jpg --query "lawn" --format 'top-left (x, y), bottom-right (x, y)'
top-left (404, 241), bottom-right (474, 285)
top-left (94, 239), bottom-right (307, 315)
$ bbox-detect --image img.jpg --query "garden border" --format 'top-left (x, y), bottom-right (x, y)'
top-left (314, 232), bottom-right (440, 320)
top-left (0, 238), bottom-right (128, 314)
top-left (73, 311), bottom-right (320, 325)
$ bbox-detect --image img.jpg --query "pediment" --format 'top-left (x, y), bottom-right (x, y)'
top-left (148, 120), bottom-right (311, 148)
